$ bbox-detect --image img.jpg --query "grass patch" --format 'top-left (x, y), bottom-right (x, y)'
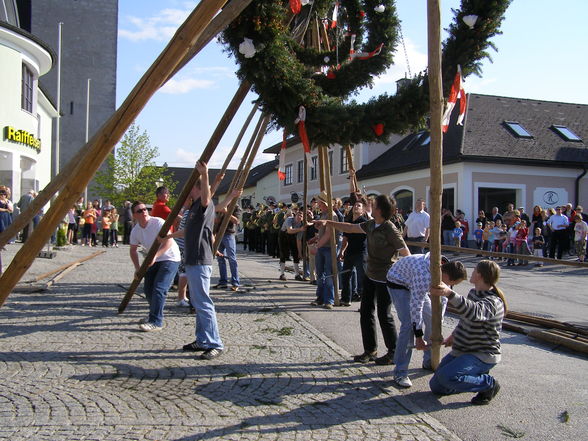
top-left (251, 344), bottom-right (268, 350)
top-left (253, 318), bottom-right (265, 322)
top-left (261, 326), bottom-right (294, 336)
top-left (497, 424), bottom-right (525, 438)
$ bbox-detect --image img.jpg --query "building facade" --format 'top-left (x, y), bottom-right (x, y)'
top-left (0, 12), bottom-right (57, 201)
top-left (263, 94), bottom-right (588, 239)
top-left (20, 0), bottom-right (118, 180)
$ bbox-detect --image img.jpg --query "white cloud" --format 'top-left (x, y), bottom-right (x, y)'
top-left (372, 37), bottom-right (428, 87)
top-left (173, 148), bottom-right (198, 165)
top-left (160, 77), bottom-right (215, 94)
top-left (119, 4), bottom-right (197, 42)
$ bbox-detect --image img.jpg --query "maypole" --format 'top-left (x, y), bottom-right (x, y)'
top-left (427, 0), bottom-right (444, 369)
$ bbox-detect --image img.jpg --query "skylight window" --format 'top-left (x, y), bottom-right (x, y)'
top-left (552, 125), bottom-right (582, 142)
top-left (503, 121), bottom-right (533, 138)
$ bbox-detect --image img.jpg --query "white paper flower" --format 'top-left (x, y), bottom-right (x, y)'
top-left (374, 4), bottom-right (385, 13)
top-left (301, 0), bottom-right (312, 5)
top-left (324, 56), bottom-right (330, 63)
top-left (239, 38), bottom-right (256, 58)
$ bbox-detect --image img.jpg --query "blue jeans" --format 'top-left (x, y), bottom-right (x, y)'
top-left (315, 246), bottom-right (334, 305)
top-left (217, 234), bottom-right (239, 287)
top-left (185, 264), bottom-right (223, 349)
top-left (406, 236), bottom-right (426, 254)
top-left (389, 287), bottom-right (443, 376)
top-left (143, 260), bottom-right (179, 327)
top-left (341, 252), bottom-right (364, 302)
top-left (442, 230), bottom-right (453, 246)
top-left (506, 243), bottom-right (516, 265)
top-left (429, 353), bottom-right (496, 395)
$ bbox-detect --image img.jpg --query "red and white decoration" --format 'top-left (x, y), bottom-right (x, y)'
top-left (442, 65), bottom-right (467, 133)
top-left (278, 131), bottom-right (287, 181)
top-left (296, 106), bottom-right (312, 162)
top-left (331, 2), bottom-right (339, 29)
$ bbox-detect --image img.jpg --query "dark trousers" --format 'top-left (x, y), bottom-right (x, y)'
top-left (102, 229), bottom-right (110, 246)
top-left (279, 231), bottom-right (299, 263)
top-left (123, 221), bottom-right (133, 244)
top-left (341, 252), bottom-right (364, 302)
top-left (406, 236), bottom-right (426, 254)
top-left (549, 229), bottom-right (568, 259)
top-left (243, 228), bottom-right (249, 250)
top-left (360, 276), bottom-right (397, 355)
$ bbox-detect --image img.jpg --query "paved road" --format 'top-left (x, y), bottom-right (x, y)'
top-left (1, 243), bottom-right (458, 441)
top-left (241, 250), bottom-right (587, 441)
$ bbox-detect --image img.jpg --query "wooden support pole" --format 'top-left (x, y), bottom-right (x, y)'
top-left (427, 0), bottom-right (444, 370)
top-left (344, 145), bottom-right (358, 193)
top-left (118, 81), bottom-right (251, 313)
top-left (213, 115), bottom-right (271, 254)
top-left (211, 104), bottom-right (258, 197)
top-left (0, 0), bottom-right (230, 309)
top-left (0, 0), bottom-right (254, 250)
top-left (320, 146), bottom-right (340, 305)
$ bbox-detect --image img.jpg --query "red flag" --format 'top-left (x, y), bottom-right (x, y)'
top-left (442, 65), bottom-right (467, 132)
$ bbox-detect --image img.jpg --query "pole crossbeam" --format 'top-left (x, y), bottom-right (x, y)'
top-left (0, 0), bottom-right (231, 308)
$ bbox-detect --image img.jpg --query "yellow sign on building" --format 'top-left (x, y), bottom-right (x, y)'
top-left (4, 126), bottom-right (42, 153)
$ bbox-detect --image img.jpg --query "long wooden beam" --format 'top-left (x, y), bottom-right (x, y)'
top-left (0, 0), bottom-right (229, 308)
top-left (118, 81), bottom-right (251, 313)
top-left (213, 115), bottom-right (271, 254)
top-left (0, 0), bottom-right (254, 250)
top-left (427, 0), bottom-right (444, 369)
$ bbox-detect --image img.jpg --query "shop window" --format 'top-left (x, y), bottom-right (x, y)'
top-left (20, 156), bottom-right (36, 194)
top-left (0, 151), bottom-right (13, 191)
top-left (21, 64), bottom-right (34, 113)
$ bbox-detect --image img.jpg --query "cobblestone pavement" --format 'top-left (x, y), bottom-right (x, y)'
top-left (0, 244), bottom-right (460, 441)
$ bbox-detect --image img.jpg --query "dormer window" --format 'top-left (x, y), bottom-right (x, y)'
top-left (503, 121), bottom-right (533, 138)
top-left (551, 125), bottom-right (582, 142)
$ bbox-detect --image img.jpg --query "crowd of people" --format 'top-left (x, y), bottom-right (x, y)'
top-left (7, 175), bottom-right (585, 406)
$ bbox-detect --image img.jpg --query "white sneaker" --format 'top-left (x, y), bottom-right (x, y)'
top-left (394, 376), bottom-right (413, 388)
top-left (177, 299), bottom-right (190, 307)
top-left (139, 322), bottom-right (163, 332)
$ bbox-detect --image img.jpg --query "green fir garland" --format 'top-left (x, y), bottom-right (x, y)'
top-left (223, 0), bottom-right (511, 146)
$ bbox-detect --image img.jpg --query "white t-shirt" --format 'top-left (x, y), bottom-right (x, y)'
top-left (130, 216), bottom-right (181, 263)
top-left (405, 210), bottom-right (430, 237)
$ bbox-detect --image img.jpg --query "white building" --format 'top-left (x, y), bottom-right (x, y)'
top-left (0, 17), bottom-right (56, 201)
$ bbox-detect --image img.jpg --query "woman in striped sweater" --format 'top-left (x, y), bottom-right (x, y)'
top-left (429, 260), bottom-right (507, 405)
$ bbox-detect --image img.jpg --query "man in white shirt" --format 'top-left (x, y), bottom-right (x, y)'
top-left (129, 201), bottom-right (181, 332)
top-left (404, 198), bottom-right (430, 254)
top-left (547, 206), bottom-right (570, 259)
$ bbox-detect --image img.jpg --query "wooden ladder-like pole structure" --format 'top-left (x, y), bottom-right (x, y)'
top-left (318, 146), bottom-right (340, 305)
top-left (0, 0), bottom-right (254, 250)
top-left (118, 81), bottom-right (251, 313)
top-left (210, 105), bottom-right (258, 198)
top-left (427, 0), bottom-right (444, 369)
top-left (213, 115), bottom-right (271, 254)
top-left (344, 145), bottom-right (358, 193)
top-left (0, 0), bottom-right (231, 308)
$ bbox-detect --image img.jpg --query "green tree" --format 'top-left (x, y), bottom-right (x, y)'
top-left (93, 123), bottom-right (176, 207)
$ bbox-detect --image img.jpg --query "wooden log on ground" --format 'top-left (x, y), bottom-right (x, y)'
top-left (0, 0), bottom-right (254, 250)
top-left (527, 329), bottom-right (588, 355)
top-left (403, 240), bottom-right (588, 268)
top-left (32, 250), bottom-right (106, 282)
top-left (0, 0), bottom-right (230, 309)
top-left (118, 81), bottom-right (251, 314)
top-left (426, 0), bottom-right (444, 370)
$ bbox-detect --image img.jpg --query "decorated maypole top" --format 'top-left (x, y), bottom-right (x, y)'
top-left (222, 0), bottom-right (511, 146)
